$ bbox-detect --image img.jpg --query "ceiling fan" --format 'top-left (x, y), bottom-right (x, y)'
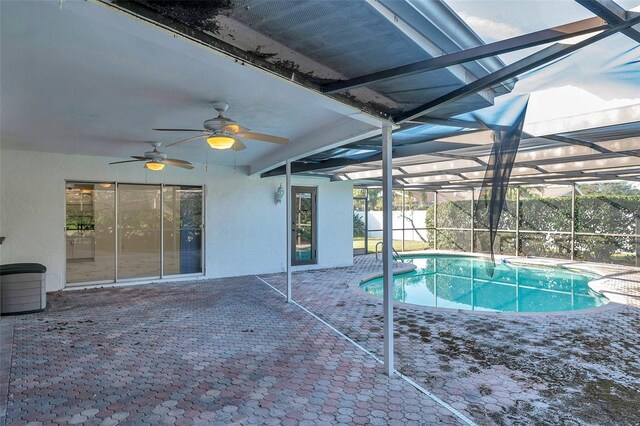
top-left (154, 101), bottom-right (289, 151)
top-left (109, 142), bottom-right (194, 171)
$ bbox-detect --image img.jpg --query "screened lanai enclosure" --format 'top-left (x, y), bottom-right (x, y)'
top-left (259, 2), bottom-right (640, 270)
top-left (352, 182), bottom-right (640, 266)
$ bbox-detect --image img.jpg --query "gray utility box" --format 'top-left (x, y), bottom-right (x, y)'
top-left (0, 263), bottom-right (47, 315)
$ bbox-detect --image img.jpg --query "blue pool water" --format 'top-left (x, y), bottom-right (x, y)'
top-left (360, 255), bottom-right (609, 313)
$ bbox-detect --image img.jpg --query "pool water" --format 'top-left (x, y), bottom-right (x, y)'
top-left (360, 255), bottom-right (609, 313)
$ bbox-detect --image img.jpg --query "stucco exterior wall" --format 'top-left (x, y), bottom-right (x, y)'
top-left (0, 149), bottom-right (354, 291)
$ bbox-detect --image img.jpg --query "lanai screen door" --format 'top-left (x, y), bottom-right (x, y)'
top-left (292, 186), bottom-right (317, 265)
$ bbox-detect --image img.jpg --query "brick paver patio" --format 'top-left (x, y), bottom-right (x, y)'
top-left (261, 254), bottom-right (640, 425)
top-left (3, 254), bottom-right (639, 425)
top-left (3, 275), bottom-right (459, 425)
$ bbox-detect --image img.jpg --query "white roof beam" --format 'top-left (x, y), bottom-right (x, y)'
top-left (363, 0), bottom-right (494, 107)
top-left (525, 105), bottom-right (640, 136)
top-left (249, 118), bottom-right (383, 176)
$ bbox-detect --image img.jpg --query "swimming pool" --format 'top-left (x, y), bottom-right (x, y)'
top-left (360, 255), bottom-right (609, 313)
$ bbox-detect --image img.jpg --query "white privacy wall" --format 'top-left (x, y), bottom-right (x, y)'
top-left (0, 149), bottom-right (354, 291)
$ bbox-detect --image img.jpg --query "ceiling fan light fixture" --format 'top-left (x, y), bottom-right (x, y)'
top-left (145, 161), bottom-right (165, 171)
top-left (207, 135), bottom-right (235, 150)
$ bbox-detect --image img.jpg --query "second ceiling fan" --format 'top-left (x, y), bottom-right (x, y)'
top-left (156, 101), bottom-right (289, 151)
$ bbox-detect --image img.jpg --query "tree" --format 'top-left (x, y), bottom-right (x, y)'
top-left (577, 182), bottom-right (640, 196)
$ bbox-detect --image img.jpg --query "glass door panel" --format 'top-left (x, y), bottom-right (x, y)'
top-left (163, 186), bottom-right (203, 275)
top-left (66, 182), bottom-right (115, 284)
top-left (118, 184), bottom-right (161, 279)
top-left (353, 197), bottom-right (367, 255)
top-left (292, 187), bottom-right (317, 265)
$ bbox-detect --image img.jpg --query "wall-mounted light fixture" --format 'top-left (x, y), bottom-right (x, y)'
top-left (275, 184), bottom-right (285, 205)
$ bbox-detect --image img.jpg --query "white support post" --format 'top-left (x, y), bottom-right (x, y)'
top-left (470, 188), bottom-right (475, 253)
top-left (286, 160), bottom-right (292, 303)
top-left (382, 124), bottom-right (394, 377)
top-left (433, 192), bottom-right (438, 250)
top-left (570, 184), bottom-right (576, 261)
top-left (401, 189), bottom-right (405, 252)
top-left (160, 185), bottom-right (164, 279)
top-left (515, 187), bottom-right (520, 256)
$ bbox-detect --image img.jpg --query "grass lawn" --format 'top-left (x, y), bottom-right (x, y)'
top-left (353, 237), bottom-right (431, 253)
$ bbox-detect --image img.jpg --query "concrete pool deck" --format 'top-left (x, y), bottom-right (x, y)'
top-left (2, 254), bottom-right (639, 425)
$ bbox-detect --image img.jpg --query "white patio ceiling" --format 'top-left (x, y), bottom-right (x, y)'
top-left (2, 0), bottom-right (638, 181)
top-left (0, 0), bottom-right (508, 173)
top-left (0, 0), bottom-right (383, 171)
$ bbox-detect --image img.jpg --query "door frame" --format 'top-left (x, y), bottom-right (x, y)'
top-left (291, 186), bottom-right (317, 265)
top-left (64, 180), bottom-right (205, 287)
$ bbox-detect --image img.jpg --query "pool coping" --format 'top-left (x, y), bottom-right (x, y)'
top-left (348, 251), bottom-right (636, 317)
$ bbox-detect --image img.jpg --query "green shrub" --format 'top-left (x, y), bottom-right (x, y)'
top-left (425, 194), bottom-right (640, 264)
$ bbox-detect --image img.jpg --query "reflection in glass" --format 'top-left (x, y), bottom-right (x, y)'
top-left (163, 186), bottom-right (203, 275)
top-left (66, 183), bottom-right (115, 283)
top-left (294, 191), bottom-right (314, 262)
top-left (118, 184), bottom-right (161, 279)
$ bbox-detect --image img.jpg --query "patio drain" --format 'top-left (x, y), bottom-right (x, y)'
top-left (255, 275), bottom-right (476, 426)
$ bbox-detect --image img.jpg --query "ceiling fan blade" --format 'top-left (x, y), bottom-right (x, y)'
top-left (131, 156), bottom-right (148, 160)
top-left (109, 158), bottom-right (145, 165)
top-left (165, 159), bottom-right (194, 169)
top-left (166, 134), bottom-right (208, 148)
top-left (222, 124), bottom-right (249, 133)
top-left (236, 131), bottom-right (288, 144)
top-left (231, 140), bottom-right (246, 152)
top-left (153, 128), bottom-right (206, 132)
top-left (165, 158), bottom-right (192, 165)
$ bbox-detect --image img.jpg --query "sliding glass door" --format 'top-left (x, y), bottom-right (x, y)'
top-left (118, 184), bottom-right (162, 280)
top-left (65, 183), bottom-right (116, 283)
top-left (65, 182), bottom-right (203, 285)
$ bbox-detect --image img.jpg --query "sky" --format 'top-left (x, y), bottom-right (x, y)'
top-left (447, 0), bottom-right (640, 45)
top-left (445, 0), bottom-right (640, 123)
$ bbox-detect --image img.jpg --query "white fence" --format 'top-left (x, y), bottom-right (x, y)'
top-left (355, 210), bottom-right (431, 242)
